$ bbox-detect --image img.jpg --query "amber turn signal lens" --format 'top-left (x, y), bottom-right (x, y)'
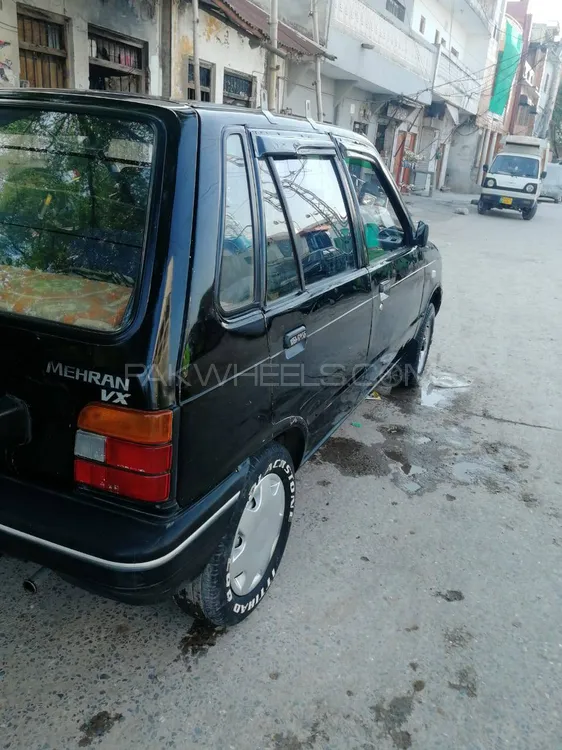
top-left (78, 404), bottom-right (173, 445)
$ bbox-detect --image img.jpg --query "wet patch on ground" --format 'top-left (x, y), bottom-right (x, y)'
top-left (271, 718), bottom-right (329, 749)
top-left (320, 373), bottom-right (535, 501)
top-left (444, 627), bottom-right (473, 650)
top-left (178, 620), bottom-right (225, 669)
top-left (78, 711), bottom-right (123, 747)
top-left (448, 667), bottom-right (478, 698)
top-left (436, 590), bottom-right (465, 602)
top-left (520, 492), bottom-right (539, 507)
top-left (371, 694), bottom-right (415, 749)
top-left (313, 436), bottom-right (391, 477)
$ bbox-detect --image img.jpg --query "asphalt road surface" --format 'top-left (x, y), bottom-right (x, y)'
top-left (2, 198), bottom-right (562, 750)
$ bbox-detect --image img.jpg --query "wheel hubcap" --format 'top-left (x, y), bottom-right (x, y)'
top-left (229, 473), bottom-right (286, 597)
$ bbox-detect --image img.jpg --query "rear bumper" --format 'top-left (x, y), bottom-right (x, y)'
top-left (0, 467), bottom-right (246, 604)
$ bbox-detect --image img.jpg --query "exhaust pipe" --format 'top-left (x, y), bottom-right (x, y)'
top-left (23, 566), bottom-right (50, 594)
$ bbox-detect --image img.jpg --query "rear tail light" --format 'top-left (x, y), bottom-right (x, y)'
top-left (74, 405), bottom-right (173, 503)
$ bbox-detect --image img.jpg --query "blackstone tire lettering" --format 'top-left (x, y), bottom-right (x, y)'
top-left (231, 570), bottom-right (276, 615)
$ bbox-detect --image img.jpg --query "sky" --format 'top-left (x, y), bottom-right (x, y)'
top-left (529, 0), bottom-right (562, 24)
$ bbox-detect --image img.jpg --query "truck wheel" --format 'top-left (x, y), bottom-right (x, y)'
top-left (174, 443), bottom-right (296, 626)
top-left (393, 303), bottom-right (436, 389)
top-left (522, 205), bottom-right (537, 221)
top-left (477, 199), bottom-right (488, 215)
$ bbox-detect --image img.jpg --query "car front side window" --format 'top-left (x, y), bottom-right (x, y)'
top-left (346, 157), bottom-right (408, 263)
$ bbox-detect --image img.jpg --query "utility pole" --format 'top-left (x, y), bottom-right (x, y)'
top-left (267, 0), bottom-right (279, 110)
top-left (192, 0), bottom-right (201, 101)
top-left (311, 0), bottom-right (324, 122)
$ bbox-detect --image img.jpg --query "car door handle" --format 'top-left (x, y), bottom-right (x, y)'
top-left (379, 280), bottom-right (392, 295)
top-left (284, 326), bottom-right (307, 350)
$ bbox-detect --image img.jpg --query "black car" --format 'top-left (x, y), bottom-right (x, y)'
top-left (0, 91), bottom-right (442, 626)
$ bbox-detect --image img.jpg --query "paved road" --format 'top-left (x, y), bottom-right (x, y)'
top-left (2, 200), bottom-right (562, 750)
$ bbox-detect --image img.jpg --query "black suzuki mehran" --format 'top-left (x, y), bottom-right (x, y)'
top-left (0, 90), bottom-right (442, 626)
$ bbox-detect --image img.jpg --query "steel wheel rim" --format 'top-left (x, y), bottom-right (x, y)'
top-left (229, 473), bottom-right (286, 597)
top-left (417, 319), bottom-right (433, 375)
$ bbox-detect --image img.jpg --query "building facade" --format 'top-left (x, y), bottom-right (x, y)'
top-left (447, 1), bottom-right (525, 192)
top-left (1, 0), bottom-right (560, 193)
top-left (0, 0), bottom-right (165, 93)
top-left (531, 23), bottom-right (562, 139)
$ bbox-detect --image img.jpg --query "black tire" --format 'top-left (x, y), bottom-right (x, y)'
top-left (174, 443), bottom-right (296, 627)
top-left (477, 199), bottom-right (488, 215)
top-left (386, 303), bottom-right (436, 390)
top-left (522, 205), bottom-right (537, 221)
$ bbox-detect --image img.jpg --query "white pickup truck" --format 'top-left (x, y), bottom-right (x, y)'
top-left (478, 136), bottom-right (549, 221)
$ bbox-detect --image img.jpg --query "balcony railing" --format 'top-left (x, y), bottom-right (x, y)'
top-left (434, 49), bottom-right (482, 114)
top-left (332, 0), bottom-right (435, 85)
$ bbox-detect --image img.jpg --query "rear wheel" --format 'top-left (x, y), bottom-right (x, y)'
top-left (522, 205), bottom-right (537, 221)
top-left (174, 443), bottom-right (296, 626)
top-left (477, 199), bottom-right (488, 215)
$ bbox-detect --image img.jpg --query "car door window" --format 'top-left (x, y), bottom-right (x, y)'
top-left (218, 134), bottom-right (255, 312)
top-left (273, 156), bottom-right (356, 286)
top-left (257, 159), bottom-right (301, 302)
top-left (346, 157), bottom-right (407, 263)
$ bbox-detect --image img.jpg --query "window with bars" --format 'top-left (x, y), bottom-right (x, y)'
top-left (88, 28), bottom-right (147, 93)
top-left (17, 9), bottom-right (68, 89)
top-left (188, 61), bottom-right (212, 102)
top-left (386, 0), bottom-right (406, 22)
top-left (223, 71), bottom-right (254, 108)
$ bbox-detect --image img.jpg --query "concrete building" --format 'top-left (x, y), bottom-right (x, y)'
top-left (0, 0), bottom-right (166, 93)
top-left (171, 0), bottom-right (329, 107)
top-left (531, 23), bottom-right (562, 140)
top-left (411, 0), bottom-right (500, 193)
top-left (282, 0), bottom-right (438, 184)
top-left (446, 0), bottom-right (527, 192)
top-left (0, 0), bottom-right (327, 109)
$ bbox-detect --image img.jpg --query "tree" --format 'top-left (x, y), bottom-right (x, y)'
top-left (0, 110), bottom-right (152, 277)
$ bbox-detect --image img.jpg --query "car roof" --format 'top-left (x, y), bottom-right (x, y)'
top-left (0, 89), bottom-right (374, 149)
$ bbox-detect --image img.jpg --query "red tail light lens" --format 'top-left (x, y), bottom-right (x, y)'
top-left (75, 460), bottom-right (170, 503)
top-left (105, 437), bottom-right (172, 474)
top-left (74, 404), bottom-right (173, 504)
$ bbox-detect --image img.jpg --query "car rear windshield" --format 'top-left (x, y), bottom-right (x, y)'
top-left (490, 154), bottom-right (539, 179)
top-left (0, 108), bottom-right (155, 331)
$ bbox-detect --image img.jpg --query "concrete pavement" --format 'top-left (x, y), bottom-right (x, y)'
top-left (2, 199), bottom-right (562, 750)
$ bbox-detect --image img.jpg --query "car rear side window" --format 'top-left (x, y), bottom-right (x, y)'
top-left (273, 156), bottom-right (356, 286)
top-left (257, 159), bottom-right (301, 302)
top-left (0, 108), bottom-right (155, 331)
top-left (219, 134), bottom-right (255, 313)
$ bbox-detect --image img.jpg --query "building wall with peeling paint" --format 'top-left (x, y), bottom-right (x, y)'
top-left (171, 1), bottom-right (283, 106)
top-left (0, 0), bottom-right (163, 92)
